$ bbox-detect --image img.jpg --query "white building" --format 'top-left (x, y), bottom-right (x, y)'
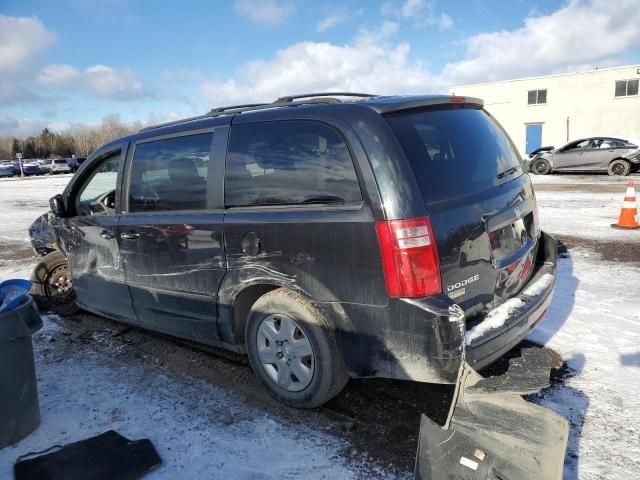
top-left (450, 65), bottom-right (640, 156)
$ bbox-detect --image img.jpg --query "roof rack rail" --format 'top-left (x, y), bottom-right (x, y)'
top-left (208, 102), bottom-right (270, 114)
top-left (139, 93), bottom-right (377, 133)
top-left (275, 92), bottom-right (376, 103)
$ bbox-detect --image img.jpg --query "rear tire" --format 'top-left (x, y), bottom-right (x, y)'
top-left (608, 159), bottom-right (630, 176)
top-left (245, 288), bottom-right (348, 409)
top-left (531, 158), bottom-right (551, 175)
top-left (30, 250), bottom-right (79, 316)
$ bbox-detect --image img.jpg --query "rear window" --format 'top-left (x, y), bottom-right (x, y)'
top-left (225, 120), bottom-right (361, 207)
top-left (385, 107), bottom-right (523, 203)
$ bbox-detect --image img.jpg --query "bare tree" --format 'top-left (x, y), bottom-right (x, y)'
top-left (4, 115), bottom-right (149, 158)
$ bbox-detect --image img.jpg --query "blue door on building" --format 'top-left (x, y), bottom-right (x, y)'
top-left (525, 124), bottom-right (542, 154)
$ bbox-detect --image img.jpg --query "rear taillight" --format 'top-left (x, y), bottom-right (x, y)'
top-left (375, 217), bottom-right (442, 298)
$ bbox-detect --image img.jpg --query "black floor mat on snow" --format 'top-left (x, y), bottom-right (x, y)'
top-left (14, 430), bottom-right (161, 480)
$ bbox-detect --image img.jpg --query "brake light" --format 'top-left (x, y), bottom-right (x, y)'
top-left (449, 96), bottom-right (466, 103)
top-left (375, 217), bottom-right (442, 297)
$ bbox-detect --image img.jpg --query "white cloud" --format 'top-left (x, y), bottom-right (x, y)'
top-left (38, 64), bottom-right (80, 85)
top-left (382, 0), bottom-right (453, 30)
top-left (437, 12), bottom-right (453, 30)
top-left (444, 0), bottom-right (640, 85)
top-left (84, 64), bottom-right (146, 99)
top-left (0, 15), bottom-right (56, 75)
top-left (234, 0), bottom-right (294, 27)
top-left (316, 10), bottom-right (348, 33)
top-left (0, 112), bottom-right (67, 137)
top-left (401, 0), bottom-right (424, 18)
top-left (37, 63), bottom-right (150, 100)
top-left (198, 26), bottom-right (440, 106)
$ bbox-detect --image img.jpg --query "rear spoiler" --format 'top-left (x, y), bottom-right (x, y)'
top-left (366, 95), bottom-right (484, 115)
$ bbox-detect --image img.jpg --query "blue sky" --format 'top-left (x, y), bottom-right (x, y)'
top-left (1, 0), bottom-right (639, 136)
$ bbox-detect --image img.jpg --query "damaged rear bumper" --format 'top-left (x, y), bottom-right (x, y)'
top-left (337, 232), bottom-right (557, 384)
top-left (466, 232), bottom-right (558, 370)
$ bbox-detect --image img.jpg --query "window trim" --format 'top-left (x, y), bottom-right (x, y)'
top-left (223, 119), bottom-right (364, 211)
top-left (122, 127), bottom-right (225, 216)
top-left (614, 78), bottom-right (639, 98)
top-left (527, 89), bottom-right (548, 106)
top-left (68, 146), bottom-right (124, 218)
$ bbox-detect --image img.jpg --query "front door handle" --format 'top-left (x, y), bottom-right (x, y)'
top-left (120, 232), bottom-right (140, 240)
top-left (100, 230), bottom-right (115, 240)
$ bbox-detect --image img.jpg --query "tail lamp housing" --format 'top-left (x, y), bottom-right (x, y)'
top-left (375, 217), bottom-right (442, 298)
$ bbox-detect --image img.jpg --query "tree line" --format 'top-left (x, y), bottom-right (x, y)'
top-left (0, 115), bottom-right (144, 160)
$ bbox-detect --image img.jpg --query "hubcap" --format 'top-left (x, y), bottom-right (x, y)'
top-left (613, 164), bottom-right (623, 175)
top-left (256, 314), bottom-right (314, 392)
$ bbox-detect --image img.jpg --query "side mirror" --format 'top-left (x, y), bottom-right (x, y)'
top-left (49, 194), bottom-right (68, 218)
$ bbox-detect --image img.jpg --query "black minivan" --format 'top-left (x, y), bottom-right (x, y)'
top-left (32, 93), bottom-right (557, 408)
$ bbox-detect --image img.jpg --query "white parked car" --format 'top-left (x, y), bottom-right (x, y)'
top-left (50, 159), bottom-right (71, 174)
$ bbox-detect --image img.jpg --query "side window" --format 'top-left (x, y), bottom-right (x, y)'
top-left (77, 152), bottom-right (120, 216)
top-left (565, 140), bottom-right (590, 151)
top-left (225, 121), bottom-right (362, 207)
top-left (128, 133), bottom-right (213, 213)
top-left (607, 139), bottom-right (626, 148)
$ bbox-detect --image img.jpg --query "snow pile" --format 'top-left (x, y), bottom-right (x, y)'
top-left (465, 297), bottom-right (525, 346)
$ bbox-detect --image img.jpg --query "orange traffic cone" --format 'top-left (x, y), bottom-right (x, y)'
top-left (612, 181), bottom-right (640, 229)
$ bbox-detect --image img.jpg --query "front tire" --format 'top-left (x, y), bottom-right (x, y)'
top-left (30, 250), bottom-right (79, 316)
top-left (531, 158), bottom-right (551, 175)
top-left (245, 288), bottom-right (348, 409)
top-left (608, 159), bottom-right (630, 176)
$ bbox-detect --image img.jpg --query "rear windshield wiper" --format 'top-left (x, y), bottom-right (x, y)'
top-left (496, 166), bottom-right (518, 180)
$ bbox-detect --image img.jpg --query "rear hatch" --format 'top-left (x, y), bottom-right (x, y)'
top-left (385, 104), bottom-right (540, 326)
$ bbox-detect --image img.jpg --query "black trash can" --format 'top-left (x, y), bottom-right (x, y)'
top-left (0, 280), bottom-right (43, 449)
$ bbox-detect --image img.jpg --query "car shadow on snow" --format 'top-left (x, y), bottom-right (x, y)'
top-left (620, 352), bottom-right (640, 366)
top-left (510, 241), bottom-right (588, 480)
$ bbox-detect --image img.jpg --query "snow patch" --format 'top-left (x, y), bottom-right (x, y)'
top-left (522, 272), bottom-right (554, 297)
top-left (465, 298), bottom-right (525, 346)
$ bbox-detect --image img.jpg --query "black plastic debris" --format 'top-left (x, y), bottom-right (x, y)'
top-left (415, 348), bottom-right (569, 480)
top-left (0, 280), bottom-right (43, 450)
top-left (14, 430), bottom-right (162, 480)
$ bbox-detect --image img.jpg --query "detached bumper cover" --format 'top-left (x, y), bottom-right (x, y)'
top-left (415, 347), bottom-right (569, 480)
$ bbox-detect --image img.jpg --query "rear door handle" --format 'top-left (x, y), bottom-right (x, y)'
top-left (120, 232), bottom-right (140, 240)
top-left (100, 230), bottom-right (115, 240)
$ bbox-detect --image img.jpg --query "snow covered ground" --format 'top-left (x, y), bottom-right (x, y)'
top-left (1, 173), bottom-right (639, 479)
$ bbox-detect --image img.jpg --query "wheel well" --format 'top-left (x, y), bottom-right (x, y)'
top-left (232, 284), bottom-right (280, 345)
top-left (610, 158), bottom-right (630, 164)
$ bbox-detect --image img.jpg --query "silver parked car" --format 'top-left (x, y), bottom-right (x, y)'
top-left (37, 159), bottom-right (53, 174)
top-left (529, 137), bottom-right (640, 176)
